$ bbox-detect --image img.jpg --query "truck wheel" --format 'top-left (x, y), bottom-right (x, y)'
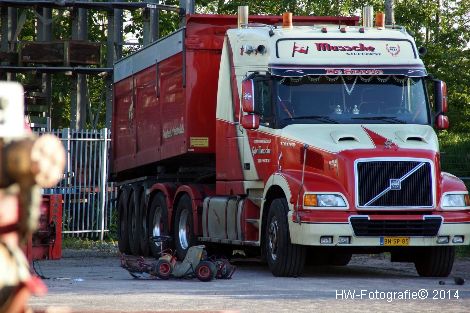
top-left (174, 194), bottom-right (196, 260)
top-left (414, 246), bottom-right (455, 277)
top-left (148, 193), bottom-right (170, 258)
top-left (128, 188), bottom-right (142, 256)
top-left (195, 261), bottom-right (217, 282)
top-left (265, 198), bottom-right (305, 277)
top-left (139, 189), bottom-right (150, 256)
top-left (117, 188), bottom-right (131, 254)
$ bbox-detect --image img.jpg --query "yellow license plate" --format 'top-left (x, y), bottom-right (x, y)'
top-left (380, 237), bottom-right (410, 246)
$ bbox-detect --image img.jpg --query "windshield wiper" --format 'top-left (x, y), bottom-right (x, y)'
top-left (283, 115), bottom-right (339, 124)
top-left (351, 116), bottom-right (407, 124)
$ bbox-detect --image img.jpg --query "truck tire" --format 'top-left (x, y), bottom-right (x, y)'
top-left (414, 246), bottom-right (455, 277)
top-left (128, 188), bottom-right (142, 256)
top-left (174, 194), bottom-right (196, 260)
top-left (139, 189), bottom-right (150, 256)
top-left (265, 198), bottom-right (305, 277)
top-left (117, 188), bottom-right (131, 254)
top-left (148, 193), bottom-right (170, 258)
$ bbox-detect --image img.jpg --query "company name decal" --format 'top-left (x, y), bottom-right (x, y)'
top-left (288, 42), bottom-right (385, 57)
top-left (315, 43), bottom-right (375, 52)
top-left (252, 146), bottom-right (271, 156)
top-left (163, 118), bottom-right (185, 139)
top-left (253, 139), bottom-right (271, 144)
top-left (326, 69), bottom-right (384, 75)
top-left (281, 141), bottom-right (296, 148)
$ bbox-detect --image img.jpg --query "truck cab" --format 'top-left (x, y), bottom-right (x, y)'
top-left (213, 14), bottom-right (470, 277)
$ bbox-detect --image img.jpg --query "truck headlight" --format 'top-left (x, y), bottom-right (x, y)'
top-left (304, 193), bottom-right (347, 209)
top-left (442, 193), bottom-right (470, 209)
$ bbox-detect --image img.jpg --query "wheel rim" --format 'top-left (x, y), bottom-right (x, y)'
top-left (268, 217), bottom-right (279, 261)
top-left (198, 265), bottom-right (210, 278)
top-left (159, 262), bottom-right (171, 275)
top-left (178, 209), bottom-right (190, 250)
top-left (152, 207), bottom-right (162, 247)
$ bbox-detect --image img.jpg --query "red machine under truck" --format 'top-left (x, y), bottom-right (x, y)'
top-left (112, 8), bottom-right (470, 277)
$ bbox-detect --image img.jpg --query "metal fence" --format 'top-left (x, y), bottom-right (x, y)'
top-left (40, 128), bottom-right (117, 240)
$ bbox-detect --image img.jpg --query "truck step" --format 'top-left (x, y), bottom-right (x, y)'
top-left (198, 237), bottom-right (260, 247)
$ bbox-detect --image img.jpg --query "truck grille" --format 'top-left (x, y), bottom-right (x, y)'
top-left (356, 160), bottom-right (433, 208)
top-left (350, 216), bottom-right (442, 237)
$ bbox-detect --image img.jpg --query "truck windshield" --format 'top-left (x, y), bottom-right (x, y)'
top-left (269, 75), bottom-right (431, 127)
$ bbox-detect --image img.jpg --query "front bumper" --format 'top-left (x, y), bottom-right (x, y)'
top-left (288, 212), bottom-right (470, 247)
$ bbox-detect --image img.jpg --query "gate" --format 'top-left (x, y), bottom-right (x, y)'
top-left (41, 128), bottom-right (117, 240)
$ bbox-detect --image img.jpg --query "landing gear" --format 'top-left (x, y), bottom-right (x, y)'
top-left (265, 198), bottom-right (305, 277)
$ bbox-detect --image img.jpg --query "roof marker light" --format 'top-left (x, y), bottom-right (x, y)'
top-left (321, 27), bottom-right (327, 33)
top-left (282, 12), bottom-right (293, 28)
top-left (359, 27), bottom-right (365, 33)
top-left (237, 6), bottom-right (248, 29)
top-left (375, 12), bottom-right (385, 28)
top-left (340, 27), bottom-right (347, 33)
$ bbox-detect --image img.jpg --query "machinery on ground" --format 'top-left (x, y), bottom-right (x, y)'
top-left (112, 6), bottom-right (470, 277)
top-left (121, 236), bottom-right (234, 281)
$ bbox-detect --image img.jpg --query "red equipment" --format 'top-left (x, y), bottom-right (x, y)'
top-left (25, 194), bottom-right (62, 263)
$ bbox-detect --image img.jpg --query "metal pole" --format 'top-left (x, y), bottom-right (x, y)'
top-left (0, 8), bottom-right (7, 52)
top-left (7, 7), bottom-right (17, 81)
top-left (180, 0), bottom-right (195, 14)
top-left (71, 5), bottom-right (88, 129)
top-left (99, 128), bottom-right (108, 241)
top-left (114, 8), bottom-right (123, 60)
top-left (1, 7), bottom-right (8, 80)
top-left (385, 0), bottom-right (395, 26)
top-left (71, 8), bottom-right (79, 129)
top-left (179, 0), bottom-right (195, 26)
top-left (143, 7), bottom-right (150, 46)
top-left (43, 7), bottom-right (52, 131)
top-left (150, 0), bottom-right (159, 42)
top-left (78, 3), bottom-right (88, 129)
top-left (105, 8), bottom-right (115, 130)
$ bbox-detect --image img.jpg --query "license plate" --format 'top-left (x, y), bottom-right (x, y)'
top-left (380, 237), bottom-right (410, 246)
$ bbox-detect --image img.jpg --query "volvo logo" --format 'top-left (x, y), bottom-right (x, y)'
top-left (389, 179), bottom-right (401, 190)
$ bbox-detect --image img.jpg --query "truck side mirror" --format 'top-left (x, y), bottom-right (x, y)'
top-left (435, 114), bottom-right (449, 130)
top-left (241, 79), bottom-right (256, 113)
top-left (241, 114), bottom-right (260, 130)
top-left (434, 80), bottom-right (448, 114)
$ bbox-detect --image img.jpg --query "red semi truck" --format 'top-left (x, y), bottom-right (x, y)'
top-left (112, 8), bottom-right (470, 277)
